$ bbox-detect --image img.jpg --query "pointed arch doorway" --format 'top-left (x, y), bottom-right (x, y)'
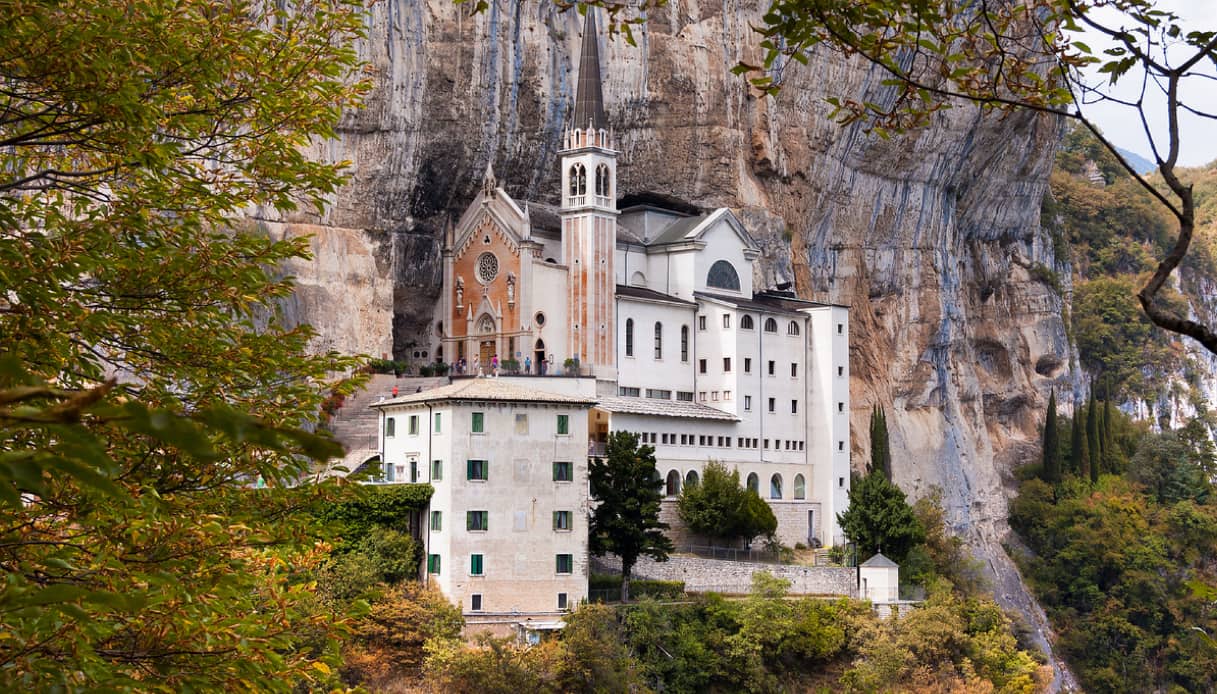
top-left (478, 315), bottom-right (497, 365)
top-left (534, 338), bottom-right (546, 375)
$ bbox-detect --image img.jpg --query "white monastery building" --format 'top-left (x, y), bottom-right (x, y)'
top-left (371, 10), bottom-right (851, 619)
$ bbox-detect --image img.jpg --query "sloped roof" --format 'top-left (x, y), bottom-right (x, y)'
top-left (615, 284), bottom-right (696, 306)
top-left (371, 378), bottom-right (596, 408)
top-left (649, 213), bottom-right (713, 245)
top-left (595, 395), bottom-right (739, 421)
top-left (860, 553), bottom-right (899, 568)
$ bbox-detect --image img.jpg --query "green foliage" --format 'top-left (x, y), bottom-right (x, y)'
top-left (589, 575), bottom-right (686, 600)
top-left (1042, 390), bottom-right (1061, 484)
top-left (677, 460), bottom-right (778, 545)
top-left (1086, 392), bottom-right (1101, 483)
top-left (0, 0), bottom-right (369, 687)
top-left (589, 431), bottom-right (673, 601)
top-left (314, 483), bottom-right (434, 546)
top-left (837, 470), bottom-right (926, 564)
top-left (1011, 420), bottom-right (1217, 692)
top-left (869, 404), bottom-right (892, 480)
top-left (1071, 408), bottom-right (1089, 479)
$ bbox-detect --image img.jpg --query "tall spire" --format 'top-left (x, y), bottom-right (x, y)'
top-left (572, 9), bottom-right (607, 130)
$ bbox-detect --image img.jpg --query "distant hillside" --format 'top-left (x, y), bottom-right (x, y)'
top-left (1114, 146), bottom-right (1156, 175)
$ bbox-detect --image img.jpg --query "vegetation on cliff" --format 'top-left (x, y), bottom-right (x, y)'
top-left (1013, 412), bottom-right (1217, 692)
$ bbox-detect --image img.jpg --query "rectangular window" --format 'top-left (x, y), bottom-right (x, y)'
top-left (737, 437), bottom-right (744, 447)
top-left (764, 439), bottom-right (769, 449)
top-left (698, 392), bottom-right (706, 402)
top-left (767, 360), bottom-right (775, 375)
top-left (791, 363), bottom-right (798, 378)
top-left (408, 415), bottom-right (419, 435)
top-left (430, 511), bottom-right (442, 531)
top-left (744, 395), bottom-right (752, 411)
top-left (515, 413), bottom-right (529, 435)
top-left (646, 389), bottom-right (671, 400)
top-left (556, 554), bottom-right (573, 574)
top-left (839, 477), bottom-right (845, 487)
top-left (471, 594), bottom-right (483, 611)
top-left (676, 391), bottom-right (693, 402)
top-left (722, 314), bottom-right (731, 329)
top-left (553, 461), bottom-right (573, 481)
top-left (837, 323), bottom-right (844, 334)
top-left (768, 398), bottom-right (775, 413)
top-left (791, 400), bottom-right (798, 414)
top-left (723, 357), bottom-right (732, 372)
top-left (699, 359), bottom-right (707, 374)
top-left (838, 402), bottom-right (845, 412)
top-left (558, 593), bottom-right (568, 610)
top-left (427, 554), bottom-right (441, 574)
top-left (410, 460), bottom-right (419, 483)
top-left (698, 315), bottom-right (706, 331)
top-left (800, 441), bottom-right (805, 451)
top-left (466, 510), bottom-right (488, 531)
top-left (654, 322), bottom-right (663, 360)
top-left (681, 326), bottom-right (689, 362)
top-left (838, 366), bottom-right (844, 377)
top-left (434, 412), bottom-right (442, 433)
top-left (467, 459), bottom-right (488, 481)
top-left (432, 460), bottom-right (443, 480)
top-left (723, 390), bottom-right (732, 400)
top-left (711, 391), bottom-right (719, 401)
top-left (557, 414), bottom-right (570, 435)
top-left (553, 511), bottom-right (573, 531)
top-left (470, 554), bottom-right (484, 576)
top-left (618, 386), bottom-right (641, 397)
top-left (472, 412), bottom-right (484, 433)
top-left (385, 417), bottom-right (395, 438)
top-left (744, 358), bottom-right (752, 373)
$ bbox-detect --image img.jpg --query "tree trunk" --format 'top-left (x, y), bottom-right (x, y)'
top-left (621, 561), bottom-right (632, 603)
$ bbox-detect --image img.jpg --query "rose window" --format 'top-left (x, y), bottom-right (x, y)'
top-left (476, 252), bottom-right (499, 283)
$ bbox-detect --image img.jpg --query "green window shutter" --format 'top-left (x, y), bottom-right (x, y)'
top-left (467, 459), bottom-right (473, 479)
top-left (471, 554), bottom-right (483, 575)
top-left (466, 511), bottom-right (472, 531)
top-left (552, 511), bottom-right (559, 530)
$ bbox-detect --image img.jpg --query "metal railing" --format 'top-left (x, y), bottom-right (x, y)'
top-left (676, 544), bottom-right (795, 565)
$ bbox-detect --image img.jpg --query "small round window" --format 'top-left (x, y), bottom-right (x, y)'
top-left (477, 252), bottom-right (499, 283)
top-left (535, 312), bottom-right (546, 327)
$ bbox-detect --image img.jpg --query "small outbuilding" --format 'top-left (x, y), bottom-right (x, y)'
top-left (859, 553), bottom-right (899, 603)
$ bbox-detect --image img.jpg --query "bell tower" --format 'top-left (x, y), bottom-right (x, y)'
top-left (561, 8), bottom-right (617, 378)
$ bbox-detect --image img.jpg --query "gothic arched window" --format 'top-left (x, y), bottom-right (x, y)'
top-left (770, 474), bottom-right (783, 499)
top-left (625, 318), bottom-right (634, 357)
top-left (794, 474), bottom-right (806, 500)
top-left (706, 260), bottom-right (740, 291)
top-left (653, 322), bottom-right (663, 360)
top-left (569, 163), bottom-right (586, 196)
top-left (746, 472), bottom-right (759, 494)
top-left (764, 317), bottom-right (778, 333)
top-left (595, 164), bottom-right (610, 196)
top-left (685, 470), bottom-right (699, 487)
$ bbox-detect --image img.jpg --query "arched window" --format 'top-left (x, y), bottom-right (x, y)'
top-left (746, 472), bottom-right (759, 494)
top-left (685, 470), bottom-right (699, 487)
top-left (630, 271), bottom-right (647, 287)
top-left (569, 163), bottom-right (586, 196)
top-left (741, 314), bottom-right (754, 330)
top-left (788, 321), bottom-right (800, 336)
top-left (794, 474), bottom-right (806, 500)
top-left (666, 469), bottom-right (681, 497)
top-left (770, 474), bottom-right (783, 499)
top-left (706, 260), bottom-right (741, 291)
top-left (625, 319), bottom-right (634, 357)
top-left (764, 317), bottom-right (778, 333)
top-left (595, 164), bottom-right (610, 196)
top-left (654, 322), bottom-right (663, 359)
top-left (680, 325), bottom-right (689, 362)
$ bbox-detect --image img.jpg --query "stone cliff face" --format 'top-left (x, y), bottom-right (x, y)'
top-left (280, 0), bottom-right (1073, 679)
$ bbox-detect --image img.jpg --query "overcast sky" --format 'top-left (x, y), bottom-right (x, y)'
top-left (1073, 1), bottom-right (1217, 168)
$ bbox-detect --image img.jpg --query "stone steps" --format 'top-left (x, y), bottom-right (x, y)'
top-left (324, 374), bottom-right (450, 466)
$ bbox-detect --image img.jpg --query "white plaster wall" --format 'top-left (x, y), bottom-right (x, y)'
top-left (616, 298), bottom-right (696, 395)
top-left (692, 215), bottom-right (754, 297)
top-left (808, 305), bottom-right (851, 543)
top-left (530, 260), bottom-right (570, 368)
top-left (860, 564), bottom-right (899, 602)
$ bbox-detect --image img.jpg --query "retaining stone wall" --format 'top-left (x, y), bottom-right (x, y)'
top-left (592, 554), bottom-right (857, 597)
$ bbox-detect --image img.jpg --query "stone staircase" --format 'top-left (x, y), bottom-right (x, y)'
top-left (325, 374), bottom-right (449, 475)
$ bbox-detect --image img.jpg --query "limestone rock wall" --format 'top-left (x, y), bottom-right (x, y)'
top-left (277, 0), bottom-right (1073, 680)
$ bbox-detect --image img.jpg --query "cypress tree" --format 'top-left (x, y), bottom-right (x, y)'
top-left (1042, 390), bottom-right (1060, 483)
top-left (1102, 396), bottom-right (1116, 473)
top-left (870, 405), bottom-right (892, 481)
top-left (1071, 401), bottom-right (1088, 478)
top-left (1095, 389), bottom-right (1105, 479)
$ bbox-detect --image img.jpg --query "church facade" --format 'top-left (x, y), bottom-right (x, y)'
top-left (397, 9), bottom-right (851, 616)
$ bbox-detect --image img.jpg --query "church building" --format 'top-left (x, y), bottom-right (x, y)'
top-left (380, 9), bottom-right (851, 618)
